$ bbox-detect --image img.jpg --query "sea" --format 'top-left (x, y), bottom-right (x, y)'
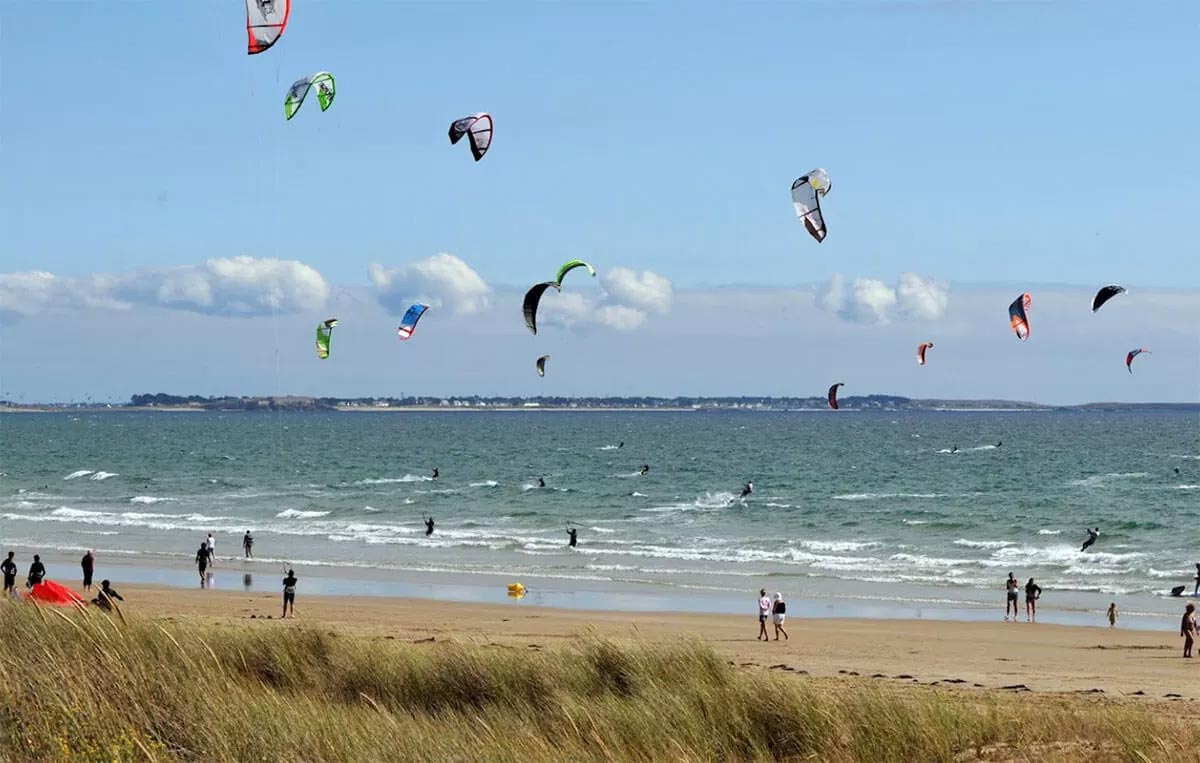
top-left (1, 410), bottom-right (1197, 629)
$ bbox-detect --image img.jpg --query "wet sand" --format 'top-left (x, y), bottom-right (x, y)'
top-left (114, 583), bottom-right (1199, 702)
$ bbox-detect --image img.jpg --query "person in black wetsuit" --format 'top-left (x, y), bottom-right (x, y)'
top-left (92, 580), bottom-right (124, 611)
top-left (951, 445), bottom-right (959, 454)
top-left (639, 465), bottom-right (650, 476)
top-left (423, 516), bottom-right (435, 536)
top-left (537, 477), bottom-right (546, 488)
top-left (81, 550), bottom-right (95, 592)
top-left (740, 481), bottom-right (754, 498)
top-left (618, 441), bottom-right (624, 449)
top-left (26, 555), bottom-right (46, 589)
top-left (1081, 527), bottom-right (1100, 552)
top-left (566, 527), bottom-right (577, 548)
top-left (196, 542), bottom-right (210, 585)
top-left (1024, 578), bottom-right (1042, 622)
top-left (2, 552), bottom-right (16, 596)
top-left (282, 569), bottom-right (298, 618)
top-left (996, 441), bottom-right (1002, 448)
top-left (431, 468), bottom-right (439, 480)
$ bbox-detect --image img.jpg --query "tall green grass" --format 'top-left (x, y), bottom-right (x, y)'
top-left (0, 601), bottom-right (1193, 762)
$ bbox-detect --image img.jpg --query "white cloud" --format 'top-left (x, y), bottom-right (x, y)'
top-left (0, 257), bottom-right (328, 320)
top-left (369, 253), bottom-right (491, 316)
top-left (819, 271), bottom-right (948, 323)
top-left (537, 267), bottom-right (673, 332)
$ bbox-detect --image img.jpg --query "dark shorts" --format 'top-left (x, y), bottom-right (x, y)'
top-left (759, 613), bottom-right (768, 622)
top-left (1007, 592), bottom-right (1018, 601)
top-left (284, 592), bottom-right (295, 604)
top-left (83, 572), bottom-right (93, 586)
top-left (3, 575), bottom-right (14, 590)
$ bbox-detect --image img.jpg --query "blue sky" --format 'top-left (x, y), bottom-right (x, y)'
top-left (1, 1), bottom-right (1197, 403)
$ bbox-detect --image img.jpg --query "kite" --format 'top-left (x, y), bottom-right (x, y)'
top-left (246, 0), bottom-right (290, 55)
top-left (448, 113), bottom-right (494, 161)
top-left (1125, 348), bottom-right (1149, 374)
top-left (1008, 293), bottom-right (1032, 341)
top-left (917, 342), bottom-right (934, 366)
top-left (555, 260), bottom-right (596, 287)
top-left (28, 580), bottom-right (85, 607)
top-left (827, 382), bottom-right (844, 410)
top-left (536, 355), bottom-right (550, 377)
top-left (791, 169), bottom-right (831, 243)
top-left (1092, 285), bottom-right (1126, 313)
top-left (397, 304), bottom-right (429, 341)
top-left (523, 282), bottom-right (559, 335)
top-left (285, 72), bottom-right (336, 120)
top-left (315, 318), bottom-right (338, 360)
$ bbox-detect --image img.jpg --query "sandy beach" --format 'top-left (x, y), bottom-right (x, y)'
top-left (115, 583), bottom-right (1200, 705)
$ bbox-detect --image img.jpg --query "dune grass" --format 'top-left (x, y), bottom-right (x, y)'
top-left (0, 601), bottom-right (1195, 762)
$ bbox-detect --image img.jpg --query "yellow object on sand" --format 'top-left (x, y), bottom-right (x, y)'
top-left (507, 583), bottom-right (526, 598)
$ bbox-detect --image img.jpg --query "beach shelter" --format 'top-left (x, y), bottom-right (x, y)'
top-left (27, 580), bottom-right (85, 607)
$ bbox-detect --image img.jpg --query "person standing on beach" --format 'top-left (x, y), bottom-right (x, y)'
top-left (1024, 578), bottom-right (1042, 622)
top-left (196, 542), bottom-right (210, 586)
top-left (282, 569), bottom-right (298, 618)
top-left (1005, 573), bottom-right (1019, 621)
top-left (26, 555), bottom-right (46, 589)
top-left (757, 589), bottom-right (771, 641)
top-left (206, 534), bottom-right (216, 567)
top-left (1107, 602), bottom-right (1118, 628)
top-left (1181, 603), bottom-right (1197, 658)
top-left (2, 552), bottom-right (17, 596)
top-left (772, 592), bottom-right (789, 641)
top-left (423, 516), bottom-right (435, 536)
top-left (243, 531), bottom-right (254, 559)
top-left (1193, 563), bottom-right (1199, 596)
top-left (81, 550), bottom-right (95, 592)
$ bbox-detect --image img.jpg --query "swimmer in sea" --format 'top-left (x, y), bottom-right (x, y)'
top-left (566, 527), bottom-right (577, 548)
top-left (423, 516), bottom-right (435, 536)
top-left (740, 481), bottom-right (754, 498)
top-left (639, 465), bottom-right (650, 476)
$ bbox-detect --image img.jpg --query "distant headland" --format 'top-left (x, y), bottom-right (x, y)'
top-left (1, 393), bottom-right (1195, 413)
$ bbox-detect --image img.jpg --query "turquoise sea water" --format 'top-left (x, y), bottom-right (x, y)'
top-left (1, 410), bottom-right (1196, 626)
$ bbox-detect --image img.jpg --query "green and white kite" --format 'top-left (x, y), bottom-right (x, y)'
top-left (315, 318), bottom-right (338, 359)
top-left (554, 259), bottom-right (596, 287)
top-left (285, 72), bottom-right (336, 120)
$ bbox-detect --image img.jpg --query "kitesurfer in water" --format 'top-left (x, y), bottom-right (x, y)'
top-left (1081, 527), bottom-right (1100, 552)
top-left (431, 467), bottom-right (439, 480)
top-left (951, 445), bottom-right (959, 454)
top-left (996, 441), bottom-right (1002, 448)
top-left (618, 441), bottom-right (624, 449)
top-left (740, 481), bottom-right (754, 498)
top-left (423, 516), bottom-right (435, 536)
top-left (566, 527), bottom-right (577, 548)
top-left (537, 477), bottom-right (546, 488)
top-left (639, 465), bottom-right (650, 476)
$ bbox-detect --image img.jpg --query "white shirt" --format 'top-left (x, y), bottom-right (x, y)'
top-left (207, 537), bottom-right (215, 550)
top-left (759, 596), bottom-right (771, 615)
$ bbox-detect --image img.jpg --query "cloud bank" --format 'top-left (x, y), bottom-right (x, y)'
top-left (368, 254), bottom-right (491, 316)
top-left (819, 272), bottom-right (948, 324)
top-left (539, 267), bottom-right (673, 331)
top-left (0, 257), bottom-right (329, 321)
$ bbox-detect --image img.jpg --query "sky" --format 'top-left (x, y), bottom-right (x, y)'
top-left (1, 1), bottom-right (1197, 404)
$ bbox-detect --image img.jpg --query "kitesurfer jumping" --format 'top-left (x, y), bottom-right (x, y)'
top-left (431, 467), bottom-right (440, 480)
top-left (567, 527), bottom-right (577, 548)
top-left (1081, 527), bottom-right (1100, 553)
top-left (740, 481), bottom-right (754, 498)
top-left (423, 516), bottom-right (435, 536)
top-left (639, 465), bottom-right (650, 476)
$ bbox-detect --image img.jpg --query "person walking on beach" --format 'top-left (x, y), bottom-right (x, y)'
top-left (1193, 563), bottom-right (1199, 596)
top-left (206, 534), bottom-right (216, 567)
top-left (1080, 527), bottom-right (1100, 552)
top-left (566, 527), bottom-right (577, 548)
top-left (772, 592), bottom-right (789, 641)
top-left (196, 542), bottom-right (210, 586)
top-left (26, 555), bottom-right (46, 589)
top-left (757, 589), bottom-right (771, 641)
top-left (282, 569), bottom-right (298, 618)
top-left (81, 550), bottom-right (95, 592)
top-left (1005, 573), bottom-right (1019, 621)
top-left (1024, 578), bottom-right (1042, 622)
top-left (243, 531), bottom-right (254, 559)
top-left (92, 580), bottom-right (124, 611)
top-left (1107, 602), bottom-right (1118, 628)
top-left (423, 516), bottom-right (435, 536)
top-left (2, 552), bottom-right (17, 596)
top-left (1181, 603), bottom-right (1197, 658)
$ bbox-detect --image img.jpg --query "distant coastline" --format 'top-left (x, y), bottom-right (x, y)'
top-left (2, 393), bottom-right (1196, 414)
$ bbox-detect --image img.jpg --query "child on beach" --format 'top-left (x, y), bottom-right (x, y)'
top-left (772, 592), bottom-right (789, 641)
top-left (1182, 604), bottom-right (1197, 658)
top-left (1107, 602), bottom-right (1118, 628)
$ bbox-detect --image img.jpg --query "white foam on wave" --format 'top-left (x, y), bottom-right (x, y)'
top-left (953, 538), bottom-right (1015, 550)
top-left (357, 474), bottom-right (432, 485)
top-left (276, 509), bottom-right (331, 519)
top-left (1168, 454), bottom-right (1200, 460)
top-left (90, 472), bottom-right (118, 481)
top-left (1176, 485), bottom-right (1199, 490)
top-left (799, 540), bottom-right (880, 553)
top-left (469, 480), bottom-right (499, 488)
top-left (588, 526), bottom-right (615, 534)
top-left (1037, 529), bottom-right (1062, 535)
top-left (130, 496), bottom-right (175, 504)
top-left (65, 470), bottom-right (94, 480)
top-left (833, 492), bottom-right (946, 501)
top-left (596, 445), bottom-right (620, 451)
top-left (630, 491), bottom-right (647, 498)
top-left (901, 519), bottom-right (928, 525)
top-left (1067, 472), bottom-right (1149, 487)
